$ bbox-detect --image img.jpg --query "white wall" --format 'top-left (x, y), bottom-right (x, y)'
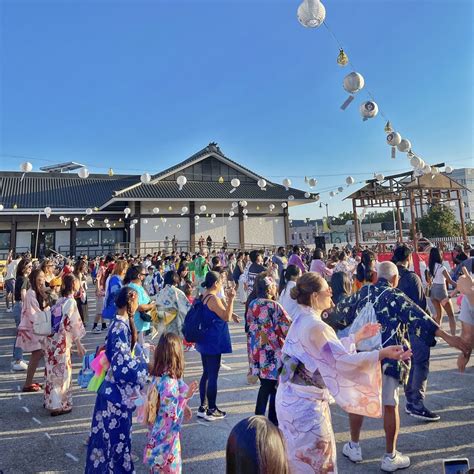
top-left (245, 217), bottom-right (285, 246)
top-left (195, 215), bottom-right (240, 246)
top-left (140, 217), bottom-right (190, 243)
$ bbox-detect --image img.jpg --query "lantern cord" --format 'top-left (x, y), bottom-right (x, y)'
top-left (322, 20), bottom-right (390, 123)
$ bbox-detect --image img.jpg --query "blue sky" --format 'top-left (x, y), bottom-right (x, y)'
top-left (0, 0), bottom-right (472, 220)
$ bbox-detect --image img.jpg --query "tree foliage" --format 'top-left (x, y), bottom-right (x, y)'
top-left (331, 210), bottom-right (404, 226)
top-left (418, 205), bottom-right (461, 238)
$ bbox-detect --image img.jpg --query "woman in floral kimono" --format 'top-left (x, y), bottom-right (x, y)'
top-left (246, 275), bottom-right (291, 425)
top-left (85, 286), bottom-right (149, 474)
top-left (16, 268), bottom-right (49, 392)
top-left (144, 333), bottom-right (198, 473)
top-left (154, 271), bottom-right (191, 339)
top-left (44, 274), bottom-right (86, 415)
top-left (276, 273), bottom-right (411, 473)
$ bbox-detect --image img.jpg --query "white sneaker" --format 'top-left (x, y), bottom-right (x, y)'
top-left (6, 307), bottom-right (13, 313)
top-left (12, 360), bottom-right (28, 371)
top-left (92, 326), bottom-right (102, 333)
top-left (381, 451), bottom-right (411, 472)
top-left (342, 442), bottom-right (363, 462)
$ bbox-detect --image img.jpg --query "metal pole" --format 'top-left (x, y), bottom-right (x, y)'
top-left (34, 210), bottom-right (41, 259)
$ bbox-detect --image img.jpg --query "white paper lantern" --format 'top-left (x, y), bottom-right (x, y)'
top-left (410, 156), bottom-right (422, 168)
top-left (124, 207), bottom-right (131, 217)
top-left (0, 204), bottom-right (3, 211)
top-left (329, 191), bottom-right (336, 198)
top-left (153, 207), bottom-right (160, 214)
top-left (288, 195), bottom-right (295, 201)
top-left (229, 210), bottom-right (235, 217)
top-left (308, 178), bottom-right (318, 188)
top-left (106, 223), bottom-right (111, 229)
top-left (341, 72), bottom-right (365, 110)
top-left (140, 173), bottom-right (151, 184)
top-left (243, 215), bottom-right (248, 221)
top-left (59, 215), bottom-right (65, 221)
top-left (162, 218), bottom-right (167, 223)
top-left (346, 176), bottom-right (355, 185)
top-left (445, 166), bottom-right (453, 174)
top-left (297, 0), bottom-right (326, 28)
top-left (180, 206), bottom-right (187, 215)
top-left (20, 162), bottom-right (33, 173)
top-left (375, 173), bottom-right (384, 181)
top-left (132, 218), bottom-right (138, 224)
top-left (130, 224), bottom-right (135, 229)
top-left (194, 215), bottom-right (200, 221)
top-left (142, 218), bottom-right (149, 224)
top-left (387, 132), bottom-right (401, 147)
top-left (304, 192), bottom-right (310, 198)
top-left (199, 205), bottom-right (207, 213)
top-left (210, 213), bottom-right (216, 220)
top-left (281, 202), bottom-right (288, 208)
top-left (242, 209), bottom-right (248, 214)
top-left (228, 216), bottom-right (233, 221)
top-left (257, 178), bottom-right (267, 190)
top-left (44, 206), bottom-right (52, 218)
top-left (343, 72), bottom-right (365, 94)
top-left (104, 218), bottom-right (109, 224)
top-left (360, 101), bottom-right (378, 121)
top-left (422, 164), bottom-right (432, 175)
top-left (73, 217), bottom-right (79, 226)
top-left (240, 200), bottom-right (248, 207)
top-left (397, 138), bottom-right (411, 153)
top-left (314, 195), bottom-right (320, 202)
top-left (282, 178), bottom-right (292, 191)
top-left (269, 204), bottom-right (275, 211)
top-left (78, 167), bottom-right (89, 179)
top-left (230, 178), bottom-right (240, 193)
top-left (431, 166), bottom-right (440, 175)
top-left (86, 208), bottom-right (93, 215)
top-left (177, 224), bottom-right (181, 229)
top-left (177, 175), bottom-right (187, 191)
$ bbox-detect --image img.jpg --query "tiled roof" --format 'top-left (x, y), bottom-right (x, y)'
top-left (116, 180), bottom-right (312, 201)
top-left (0, 172), bottom-right (137, 209)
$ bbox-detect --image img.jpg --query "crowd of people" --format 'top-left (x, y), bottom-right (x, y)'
top-left (1, 240), bottom-right (473, 473)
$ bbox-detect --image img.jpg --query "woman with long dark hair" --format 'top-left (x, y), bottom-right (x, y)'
top-left (73, 259), bottom-right (88, 324)
top-left (247, 276), bottom-right (291, 425)
top-left (16, 268), bottom-right (50, 392)
top-left (85, 286), bottom-right (148, 473)
top-left (278, 265), bottom-right (301, 318)
top-left (226, 415), bottom-right (289, 474)
top-left (11, 257), bottom-right (32, 372)
top-left (427, 247), bottom-right (457, 335)
top-left (44, 274), bottom-right (86, 415)
top-left (355, 249), bottom-right (377, 291)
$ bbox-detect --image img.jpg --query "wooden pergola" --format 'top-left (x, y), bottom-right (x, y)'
top-left (346, 162), bottom-right (468, 250)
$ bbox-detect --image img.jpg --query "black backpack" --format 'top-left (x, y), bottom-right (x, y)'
top-left (182, 295), bottom-right (213, 344)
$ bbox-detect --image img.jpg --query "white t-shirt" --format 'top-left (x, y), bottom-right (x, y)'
top-left (5, 258), bottom-right (21, 280)
top-left (432, 263), bottom-right (446, 285)
top-left (278, 280), bottom-right (298, 318)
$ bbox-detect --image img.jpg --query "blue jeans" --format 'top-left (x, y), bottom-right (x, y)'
top-left (404, 335), bottom-right (430, 409)
top-left (12, 302), bottom-right (24, 362)
top-left (199, 354), bottom-right (221, 410)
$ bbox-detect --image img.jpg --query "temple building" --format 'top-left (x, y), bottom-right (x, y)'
top-left (0, 143), bottom-right (315, 257)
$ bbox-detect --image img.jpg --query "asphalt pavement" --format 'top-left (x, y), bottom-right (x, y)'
top-left (0, 290), bottom-right (473, 474)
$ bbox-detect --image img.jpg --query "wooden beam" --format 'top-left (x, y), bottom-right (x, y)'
top-left (457, 190), bottom-right (468, 246)
top-left (189, 201), bottom-right (196, 252)
top-left (352, 199), bottom-right (360, 247)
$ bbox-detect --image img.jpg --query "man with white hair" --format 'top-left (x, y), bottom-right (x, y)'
top-left (336, 261), bottom-right (470, 472)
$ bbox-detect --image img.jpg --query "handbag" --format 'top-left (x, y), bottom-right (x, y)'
top-left (78, 353), bottom-right (95, 388)
top-left (33, 309), bottom-right (52, 336)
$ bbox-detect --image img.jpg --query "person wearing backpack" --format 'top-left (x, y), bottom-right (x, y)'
top-left (143, 333), bottom-right (198, 473)
top-left (43, 274), bottom-right (86, 415)
top-left (335, 261), bottom-right (471, 472)
top-left (195, 271), bottom-right (240, 421)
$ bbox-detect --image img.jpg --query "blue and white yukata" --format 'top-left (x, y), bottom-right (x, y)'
top-left (85, 315), bottom-right (148, 473)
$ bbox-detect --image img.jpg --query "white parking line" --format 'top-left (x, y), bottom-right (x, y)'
top-left (22, 406), bottom-right (30, 413)
top-left (65, 453), bottom-right (79, 462)
top-left (17, 393), bottom-right (22, 401)
top-left (221, 364), bottom-right (232, 371)
top-left (45, 433), bottom-right (52, 440)
top-left (32, 417), bottom-right (42, 425)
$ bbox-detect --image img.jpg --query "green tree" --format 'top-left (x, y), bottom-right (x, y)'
top-left (331, 211), bottom-right (354, 225)
top-left (418, 205), bottom-right (461, 238)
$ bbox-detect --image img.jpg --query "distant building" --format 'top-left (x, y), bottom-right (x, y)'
top-left (0, 143), bottom-right (316, 257)
top-left (449, 168), bottom-right (473, 222)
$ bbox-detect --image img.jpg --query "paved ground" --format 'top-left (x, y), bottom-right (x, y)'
top-left (0, 289), bottom-right (473, 474)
